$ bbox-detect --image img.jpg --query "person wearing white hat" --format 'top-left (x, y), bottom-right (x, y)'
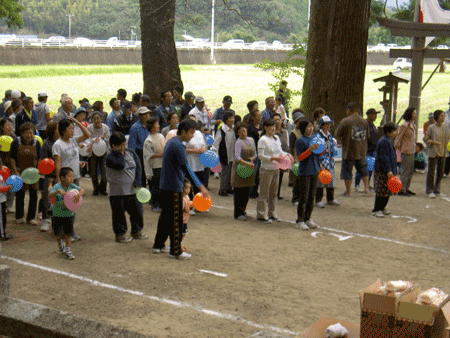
top-left (10, 90), bottom-right (21, 100)
top-left (35, 91), bottom-right (50, 140)
top-left (188, 96), bottom-right (213, 134)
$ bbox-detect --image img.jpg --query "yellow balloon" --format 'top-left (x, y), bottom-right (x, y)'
top-left (447, 141), bottom-right (450, 152)
top-left (49, 109), bottom-right (54, 118)
top-left (0, 135), bottom-right (13, 152)
top-left (35, 135), bottom-right (43, 146)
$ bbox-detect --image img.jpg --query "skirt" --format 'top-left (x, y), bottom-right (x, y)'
top-left (374, 171), bottom-right (391, 197)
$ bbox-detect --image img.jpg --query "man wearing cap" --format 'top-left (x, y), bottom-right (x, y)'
top-left (35, 91), bottom-right (51, 140)
top-left (128, 107), bottom-right (150, 187)
top-left (189, 96), bottom-right (212, 134)
top-left (212, 95), bottom-right (235, 133)
top-left (261, 96), bottom-right (276, 123)
top-left (113, 101), bottom-right (138, 136)
top-left (153, 90), bottom-right (176, 130)
top-left (15, 96), bottom-right (38, 137)
top-left (0, 90), bottom-right (12, 116)
top-left (180, 91), bottom-right (195, 119)
top-left (355, 108), bottom-right (380, 192)
top-left (53, 95), bottom-right (75, 123)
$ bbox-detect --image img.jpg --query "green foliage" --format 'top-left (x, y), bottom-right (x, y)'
top-left (254, 43), bottom-right (306, 111)
top-left (0, 0), bottom-right (24, 29)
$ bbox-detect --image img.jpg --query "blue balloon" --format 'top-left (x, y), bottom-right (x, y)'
top-left (200, 150), bottom-right (220, 168)
top-left (35, 130), bottom-right (39, 136)
top-left (205, 135), bottom-right (214, 146)
top-left (6, 175), bottom-right (23, 192)
top-left (310, 137), bottom-right (326, 154)
top-left (367, 156), bottom-right (375, 171)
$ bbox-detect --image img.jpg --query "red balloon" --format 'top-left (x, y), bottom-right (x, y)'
top-left (0, 166), bottom-right (10, 181)
top-left (193, 193), bottom-right (212, 212)
top-left (51, 197), bottom-right (55, 205)
top-left (81, 121), bottom-right (89, 128)
top-left (38, 158), bottom-right (55, 175)
top-left (318, 169), bottom-right (332, 185)
top-left (387, 176), bottom-right (402, 193)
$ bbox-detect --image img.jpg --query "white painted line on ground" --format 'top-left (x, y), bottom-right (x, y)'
top-left (311, 231), bottom-right (354, 241)
top-left (211, 204), bottom-right (450, 255)
top-left (391, 215), bottom-right (418, 223)
top-left (0, 255), bottom-right (300, 336)
top-left (199, 269), bottom-right (228, 277)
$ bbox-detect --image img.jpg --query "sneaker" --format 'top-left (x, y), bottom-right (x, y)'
top-left (355, 185), bottom-right (364, 193)
top-left (295, 221), bottom-right (309, 230)
top-left (305, 219), bottom-right (318, 229)
top-left (406, 190), bottom-right (416, 196)
top-left (436, 193), bottom-right (447, 198)
top-left (28, 219), bottom-right (38, 226)
top-left (152, 246), bottom-right (170, 254)
top-left (64, 247), bottom-right (75, 260)
top-left (428, 193), bottom-right (436, 199)
top-left (269, 216), bottom-right (281, 222)
top-left (59, 240), bottom-right (66, 253)
top-left (291, 199), bottom-right (299, 205)
top-left (40, 219), bottom-right (51, 232)
top-left (315, 201), bottom-right (325, 208)
top-left (327, 200), bottom-right (340, 206)
top-left (218, 191), bottom-right (229, 197)
top-left (214, 172), bottom-right (219, 179)
top-left (382, 209), bottom-right (391, 216)
top-left (132, 232), bottom-right (148, 240)
top-left (398, 191), bottom-right (410, 197)
top-left (115, 235), bottom-right (132, 243)
top-left (257, 218), bottom-right (272, 224)
top-left (371, 211), bottom-right (385, 218)
top-left (189, 209), bottom-right (196, 216)
top-left (236, 215), bottom-right (247, 221)
top-left (71, 234), bottom-right (82, 242)
top-left (37, 212), bottom-right (43, 220)
top-left (169, 252), bottom-right (191, 260)
top-left (16, 218), bottom-right (25, 224)
top-left (277, 196), bottom-right (284, 200)
top-left (6, 208), bottom-right (14, 214)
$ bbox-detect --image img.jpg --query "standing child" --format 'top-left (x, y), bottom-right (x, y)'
top-left (372, 122), bottom-right (398, 218)
top-left (48, 167), bottom-right (85, 259)
top-left (294, 119), bottom-right (321, 230)
top-left (0, 160), bottom-right (13, 241)
top-left (181, 179), bottom-right (192, 252)
top-left (414, 142), bottom-right (427, 174)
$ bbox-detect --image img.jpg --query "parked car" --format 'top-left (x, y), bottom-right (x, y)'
top-left (73, 37), bottom-right (95, 47)
top-left (43, 36), bottom-right (67, 46)
top-left (436, 45), bottom-right (449, 49)
top-left (222, 39), bottom-right (245, 49)
top-left (106, 37), bottom-right (128, 48)
top-left (272, 40), bottom-right (284, 50)
top-left (393, 57), bottom-right (412, 70)
top-left (250, 41), bottom-right (269, 50)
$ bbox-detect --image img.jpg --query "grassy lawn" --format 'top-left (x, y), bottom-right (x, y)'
top-left (1, 64), bottom-right (449, 127)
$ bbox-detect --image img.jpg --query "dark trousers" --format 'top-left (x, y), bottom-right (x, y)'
top-left (444, 157), bottom-right (450, 176)
top-left (80, 155), bottom-right (89, 177)
top-left (39, 176), bottom-right (53, 220)
top-left (153, 190), bottom-right (183, 256)
top-left (109, 194), bottom-right (144, 237)
top-left (426, 156), bottom-right (445, 194)
top-left (203, 167), bottom-right (211, 189)
top-left (0, 202), bottom-right (7, 238)
top-left (148, 168), bottom-right (161, 208)
top-left (373, 196), bottom-right (390, 212)
top-left (249, 158), bottom-right (260, 197)
top-left (296, 173), bottom-right (318, 222)
top-left (277, 170), bottom-right (285, 197)
top-left (233, 187), bottom-right (250, 218)
top-left (292, 175), bottom-right (301, 202)
top-left (316, 187), bottom-right (334, 202)
top-left (135, 149), bottom-right (147, 188)
top-left (16, 185), bottom-right (38, 221)
top-left (89, 154), bottom-right (107, 193)
top-left (188, 171), bottom-right (204, 199)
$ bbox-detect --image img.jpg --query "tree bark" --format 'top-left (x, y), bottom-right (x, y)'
top-left (140, 0), bottom-right (182, 103)
top-left (301, 0), bottom-right (372, 125)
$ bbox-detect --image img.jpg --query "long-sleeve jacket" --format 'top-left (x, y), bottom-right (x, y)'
top-left (374, 135), bottom-right (397, 174)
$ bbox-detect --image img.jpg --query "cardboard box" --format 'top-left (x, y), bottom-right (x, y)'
top-left (395, 292), bottom-right (450, 338)
top-left (300, 317), bottom-right (359, 338)
top-left (359, 279), bottom-right (414, 338)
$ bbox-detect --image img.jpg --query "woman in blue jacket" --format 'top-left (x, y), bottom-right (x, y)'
top-left (372, 122), bottom-right (398, 218)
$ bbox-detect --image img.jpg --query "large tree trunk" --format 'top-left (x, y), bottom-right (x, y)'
top-left (140, 0), bottom-right (182, 103)
top-left (301, 0), bottom-right (372, 125)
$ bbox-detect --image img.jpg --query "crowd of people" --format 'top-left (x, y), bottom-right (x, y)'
top-left (0, 86), bottom-right (449, 261)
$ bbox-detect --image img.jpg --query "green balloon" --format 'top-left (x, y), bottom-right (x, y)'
top-left (136, 188), bottom-right (151, 203)
top-left (21, 167), bottom-right (40, 184)
top-left (290, 162), bottom-right (299, 177)
top-left (236, 163), bottom-right (254, 179)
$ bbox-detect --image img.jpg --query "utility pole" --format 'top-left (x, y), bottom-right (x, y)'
top-left (210, 0), bottom-right (216, 64)
top-left (66, 14), bottom-right (74, 39)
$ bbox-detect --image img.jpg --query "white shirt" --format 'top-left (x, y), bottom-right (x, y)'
top-left (52, 138), bottom-right (80, 179)
top-left (212, 124), bottom-right (235, 163)
top-left (258, 134), bottom-right (288, 171)
top-left (189, 106), bottom-right (212, 132)
top-left (186, 130), bottom-right (206, 172)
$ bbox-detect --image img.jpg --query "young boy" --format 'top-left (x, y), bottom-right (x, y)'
top-left (105, 131), bottom-right (148, 243)
top-left (48, 167), bottom-right (84, 259)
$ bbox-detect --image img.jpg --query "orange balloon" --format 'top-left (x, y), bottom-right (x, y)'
top-left (318, 169), bottom-right (332, 185)
top-left (193, 193), bottom-right (212, 212)
top-left (387, 176), bottom-right (402, 193)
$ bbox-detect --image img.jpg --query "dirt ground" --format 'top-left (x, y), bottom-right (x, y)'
top-left (1, 164), bottom-right (450, 338)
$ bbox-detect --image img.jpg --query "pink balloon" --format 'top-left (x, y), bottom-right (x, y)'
top-left (275, 155), bottom-right (292, 170)
top-left (64, 189), bottom-right (83, 212)
top-left (211, 162), bottom-right (222, 173)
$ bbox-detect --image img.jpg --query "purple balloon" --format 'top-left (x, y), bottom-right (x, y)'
top-left (64, 189), bottom-right (83, 212)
